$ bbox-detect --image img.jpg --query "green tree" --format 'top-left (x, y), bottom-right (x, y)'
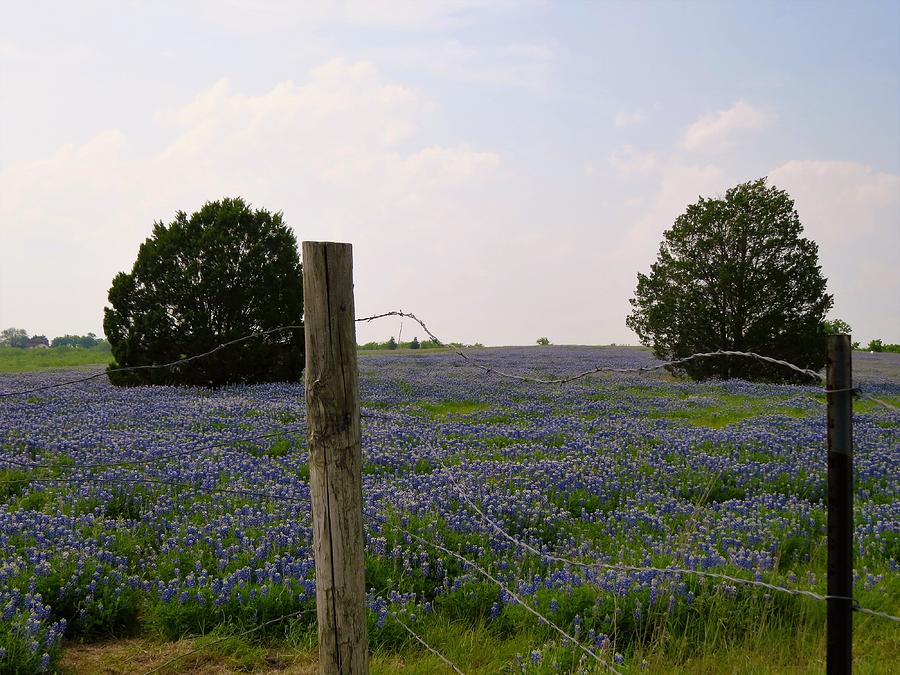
top-left (103, 198), bottom-right (304, 386)
top-left (821, 318), bottom-right (852, 335)
top-left (866, 339), bottom-right (883, 353)
top-left (0, 328), bottom-right (29, 348)
top-left (536, 337), bottom-right (550, 346)
top-left (387, 337), bottom-right (397, 350)
top-left (51, 333), bottom-right (101, 348)
top-left (626, 178), bottom-right (832, 382)
top-left (409, 336), bottom-right (420, 349)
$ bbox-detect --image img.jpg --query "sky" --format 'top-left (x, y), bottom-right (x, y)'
top-left (1, 0), bottom-right (898, 347)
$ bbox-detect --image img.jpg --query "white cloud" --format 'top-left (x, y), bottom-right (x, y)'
top-left (608, 144), bottom-right (657, 176)
top-left (682, 100), bottom-right (775, 153)
top-left (768, 160), bottom-right (900, 342)
top-left (613, 107), bottom-right (646, 128)
top-left (0, 60), bottom-right (502, 339)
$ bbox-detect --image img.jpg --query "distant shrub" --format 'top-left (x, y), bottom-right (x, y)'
top-left (536, 337), bottom-right (550, 346)
top-left (866, 339), bottom-right (900, 353)
top-left (409, 337), bottom-right (420, 350)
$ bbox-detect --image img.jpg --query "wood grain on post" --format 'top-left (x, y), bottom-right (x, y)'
top-left (302, 241), bottom-right (368, 675)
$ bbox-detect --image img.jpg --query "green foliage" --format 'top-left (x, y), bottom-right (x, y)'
top-left (627, 178), bottom-right (833, 382)
top-left (0, 620), bottom-right (62, 674)
top-left (821, 318), bottom-right (852, 335)
top-left (147, 586), bottom-right (314, 641)
top-left (359, 337), bottom-right (446, 351)
top-left (536, 337), bottom-right (550, 346)
top-left (103, 197), bottom-right (304, 387)
top-left (51, 332), bottom-right (102, 348)
top-left (0, 469), bottom-right (32, 500)
top-left (863, 339), bottom-right (900, 353)
top-left (0, 327), bottom-right (29, 348)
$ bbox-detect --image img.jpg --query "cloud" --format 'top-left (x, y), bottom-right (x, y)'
top-left (768, 160), bottom-right (900, 341)
top-left (613, 107), bottom-right (646, 128)
top-left (682, 100), bottom-right (775, 153)
top-left (612, 158), bottom-right (900, 343)
top-left (608, 144), bottom-right (657, 176)
top-left (0, 59), bottom-right (502, 338)
top-left (370, 39), bottom-right (555, 90)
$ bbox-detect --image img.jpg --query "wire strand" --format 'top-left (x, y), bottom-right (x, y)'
top-left (0, 325), bottom-right (304, 398)
top-left (141, 606), bottom-right (314, 675)
top-left (400, 528), bottom-right (622, 675)
top-left (390, 612), bottom-right (466, 674)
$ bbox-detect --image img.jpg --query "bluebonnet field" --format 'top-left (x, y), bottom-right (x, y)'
top-left (0, 347), bottom-right (898, 673)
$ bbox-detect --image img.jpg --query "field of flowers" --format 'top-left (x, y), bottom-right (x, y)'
top-left (1, 347), bottom-right (898, 673)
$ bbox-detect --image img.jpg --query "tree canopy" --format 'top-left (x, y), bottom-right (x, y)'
top-left (0, 328), bottom-right (29, 348)
top-left (51, 333), bottom-right (102, 348)
top-left (103, 197), bottom-right (304, 386)
top-left (626, 178), bottom-right (832, 382)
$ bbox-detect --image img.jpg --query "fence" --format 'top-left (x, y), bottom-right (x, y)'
top-left (1, 241), bottom-right (898, 675)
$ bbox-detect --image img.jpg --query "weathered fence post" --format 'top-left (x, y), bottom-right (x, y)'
top-left (303, 241), bottom-right (368, 675)
top-left (826, 334), bottom-right (853, 674)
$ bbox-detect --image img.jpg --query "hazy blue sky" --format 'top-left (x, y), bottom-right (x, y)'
top-left (2, 0), bottom-right (898, 346)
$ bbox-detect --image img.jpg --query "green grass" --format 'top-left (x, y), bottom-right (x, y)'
top-left (0, 344), bottom-right (112, 372)
top-left (58, 586), bottom-right (900, 674)
top-left (420, 400), bottom-right (491, 418)
top-left (645, 393), bottom-right (810, 428)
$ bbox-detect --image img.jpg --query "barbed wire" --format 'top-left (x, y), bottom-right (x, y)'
top-left (406, 411), bottom-right (899, 621)
top-left (1, 307), bottom-right (897, 670)
top-left (357, 311), bottom-right (826, 384)
top-left (854, 605), bottom-right (900, 623)
top-left (430, 447), bottom-right (900, 622)
top-left (859, 393), bottom-right (899, 412)
top-left (141, 606), bottom-right (315, 675)
top-left (400, 528), bottom-right (623, 675)
top-left (0, 324), bottom-right (304, 398)
top-left (7, 310), bottom-right (893, 400)
top-left (390, 612), bottom-right (466, 674)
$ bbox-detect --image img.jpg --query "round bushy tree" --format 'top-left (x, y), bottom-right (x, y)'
top-left (626, 178), bottom-right (832, 382)
top-left (104, 198), bottom-right (304, 386)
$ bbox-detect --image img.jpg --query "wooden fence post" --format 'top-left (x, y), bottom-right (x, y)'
top-left (303, 241), bottom-right (368, 674)
top-left (826, 333), bottom-right (853, 674)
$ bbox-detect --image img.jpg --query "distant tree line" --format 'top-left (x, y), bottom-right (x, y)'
top-left (51, 333), bottom-right (103, 348)
top-left (358, 337), bottom-right (484, 351)
top-left (1, 328), bottom-right (108, 349)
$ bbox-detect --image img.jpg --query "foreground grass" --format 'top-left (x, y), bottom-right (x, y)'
top-left (0, 345), bottom-right (111, 372)
top-left (60, 608), bottom-right (899, 674)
